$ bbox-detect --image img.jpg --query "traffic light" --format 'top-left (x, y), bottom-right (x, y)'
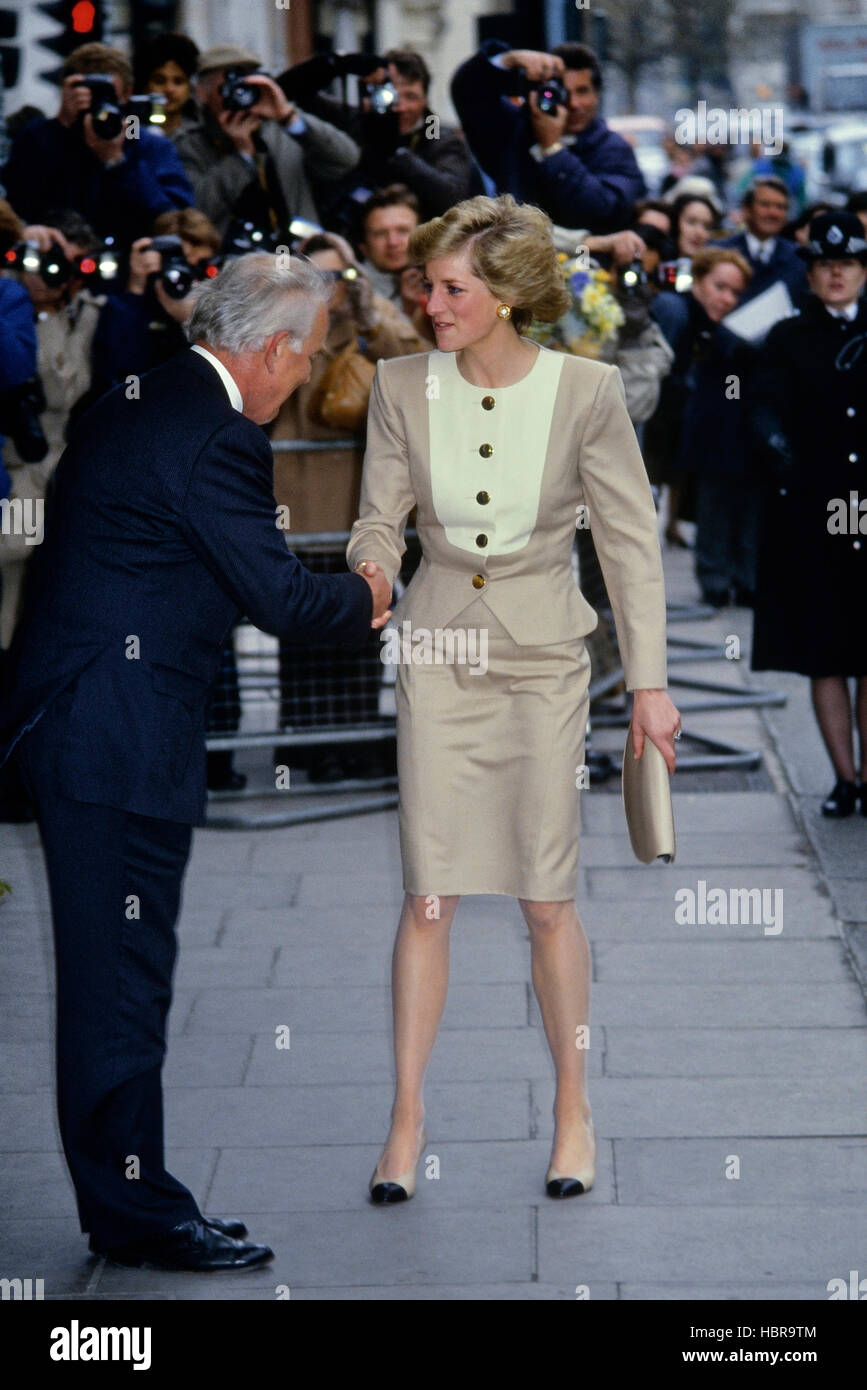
top-left (0, 7), bottom-right (20, 88)
top-left (37, 1), bottom-right (105, 85)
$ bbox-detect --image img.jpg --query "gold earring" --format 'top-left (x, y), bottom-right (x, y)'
top-left (496, 304), bottom-right (512, 320)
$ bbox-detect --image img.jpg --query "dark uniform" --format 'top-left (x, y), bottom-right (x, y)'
top-left (751, 292), bottom-right (867, 675)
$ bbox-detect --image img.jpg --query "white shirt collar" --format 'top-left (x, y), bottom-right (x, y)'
top-left (826, 300), bottom-right (860, 321)
top-left (746, 232), bottom-right (775, 263)
top-left (191, 344), bottom-right (244, 412)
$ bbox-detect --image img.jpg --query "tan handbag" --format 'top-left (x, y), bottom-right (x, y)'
top-left (621, 723), bottom-right (676, 864)
top-left (309, 338), bottom-right (376, 433)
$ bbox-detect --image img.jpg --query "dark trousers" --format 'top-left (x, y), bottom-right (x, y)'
top-left (695, 472), bottom-right (760, 596)
top-left (16, 696), bottom-right (201, 1249)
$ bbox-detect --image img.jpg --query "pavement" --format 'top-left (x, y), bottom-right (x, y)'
top-left (1, 544), bottom-right (865, 1302)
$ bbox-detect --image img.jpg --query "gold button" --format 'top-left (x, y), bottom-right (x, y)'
top-left (472, 573), bottom-right (486, 589)
top-left (476, 490), bottom-right (490, 505)
top-left (481, 395), bottom-right (495, 410)
top-left (479, 443), bottom-right (494, 458)
top-left (476, 533), bottom-right (488, 548)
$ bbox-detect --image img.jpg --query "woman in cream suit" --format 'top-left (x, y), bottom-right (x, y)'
top-left (347, 196), bottom-right (681, 1203)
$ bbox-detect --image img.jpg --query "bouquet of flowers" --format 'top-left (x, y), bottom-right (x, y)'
top-left (527, 254), bottom-right (624, 360)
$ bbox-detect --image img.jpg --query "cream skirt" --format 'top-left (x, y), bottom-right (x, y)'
top-left (395, 599), bottom-right (591, 900)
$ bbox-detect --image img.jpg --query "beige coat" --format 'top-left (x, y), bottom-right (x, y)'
top-left (347, 345), bottom-right (668, 691)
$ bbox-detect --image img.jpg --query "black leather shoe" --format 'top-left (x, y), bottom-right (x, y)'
top-left (204, 1215), bottom-right (248, 1239)
top-left (546, 1176), bottom-right (588, 1198)
top-left (821, 779), bottom-right (857, 817)
top-left (859, 785), bottom-right (867, 817)
top-left (96, 1219), bottom-right (273, 1270)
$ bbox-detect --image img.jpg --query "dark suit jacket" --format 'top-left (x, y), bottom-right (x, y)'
top-left (0, 350), bottom-right (372, 824)
top-left (714, 232), bottom-right (809, 309)
top-left (450, 41), bottom-right (645, 233)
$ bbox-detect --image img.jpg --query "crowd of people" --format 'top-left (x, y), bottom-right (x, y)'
top-left (1, 30), bottom-right (866, 814)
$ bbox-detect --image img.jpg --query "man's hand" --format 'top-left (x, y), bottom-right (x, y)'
top-left (528, 89), bottom-right (568, 150)
top-left (500, 49), bottom-right (565, 82)
top-left (632, 689), bottom-right (682, 774)
top-left (21, 224), bottom-right (75, 256)
top-left (583, 230), bottom-right (647, 266)
top-left (127, 237), bottom-right (162, 294)
top-left (218, 107), bottom-right (261, 157)
top-left (355, 559), bottom-right (393, 629)
top-left (57, 73), bottom-right (91, 128)
top-left (82, 112), bottom-right (125, 165)
top-left (240, 74), bottom-right (294, 124)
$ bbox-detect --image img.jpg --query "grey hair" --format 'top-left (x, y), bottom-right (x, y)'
top-left (185, 251), bottom-right (328, 354)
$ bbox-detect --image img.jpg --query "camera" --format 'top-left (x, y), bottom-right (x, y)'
top-left (3, 240), bottom-right (72, 287)
top-left (220, 69), bottom-right (262, 113)
top-left (126, 93), bottom-right (168, 129)
top-left (0, 376), bottom-right (48, 463)
top-left (76, 239), bottom-right (122, 288)
top-left (657, 258), bottom-right (694, 293)
top-left (77, 74), bottom-right (123, 140)
top-left (222, 220), bottom-right (280, 258)
top-left (148, 235), bottom-right (196, 299)
top-left (619, 258), bottom-right (648, 295)
top-left (532, 76), bottom-right (568, 115)
top-left (364, 80), bottom-right (398, 115)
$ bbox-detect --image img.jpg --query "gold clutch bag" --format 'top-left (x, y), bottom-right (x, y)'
top-left (621, 725), bottom-right (676, 864)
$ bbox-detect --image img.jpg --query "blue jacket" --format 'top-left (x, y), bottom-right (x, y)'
top-left (2, 117), bottom-right (193, 248)
top-left (713, 232), bottom-right (809, 310)
top-left (451, 40), bottom-right (645, 233)
top-left (0, 349), bottom-right (373, 822)
top-left (0, 277), bottom-right (38, 499)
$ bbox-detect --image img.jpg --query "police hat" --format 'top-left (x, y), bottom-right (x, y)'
top-left (797, 211), bottom-right (867, 263)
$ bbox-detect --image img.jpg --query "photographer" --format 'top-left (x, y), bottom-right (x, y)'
top-left (0, 202), bottom-right (37, 506)
top-left (451, 41), bottom-right (645, 234)
top-left (174, 45), bottom-right (360, 238)
top-left (0, 209), bottom-right (105, 649)
top-left (2, 43), bottom-right (194, 250)
top-left (279, 48), bottom-right (484, 228)
top-left (91, 208), bottom-right (221, 394)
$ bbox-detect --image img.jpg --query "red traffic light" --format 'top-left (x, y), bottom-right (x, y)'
top-left (71, 1), bottom-right (97, 33)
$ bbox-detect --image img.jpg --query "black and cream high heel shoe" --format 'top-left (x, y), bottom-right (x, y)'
top-left (369, 1127), bottom-right (427, 1205)
top-left (546, 1119), bottom-right (596, 1198)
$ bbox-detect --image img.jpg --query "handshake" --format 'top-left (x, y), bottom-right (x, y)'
top-left (354, 559), bottom-right (393, 630)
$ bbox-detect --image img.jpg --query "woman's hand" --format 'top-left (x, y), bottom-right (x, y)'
top-left (631, 688), bottom-right (682, 774)
top-left (355, 559), bottom-right (393, 629)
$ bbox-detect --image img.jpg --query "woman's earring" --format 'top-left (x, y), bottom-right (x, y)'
top-left (496, 304), bottom-right (512, 320)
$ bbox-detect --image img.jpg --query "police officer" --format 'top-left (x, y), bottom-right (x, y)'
top-left (751, 212), bottom-right (867, 817)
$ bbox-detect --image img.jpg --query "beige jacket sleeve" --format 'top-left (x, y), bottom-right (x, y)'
top-left (346, 361), bottom-right (417, 587)
top-left (578, 366), bottom-right (668, 691)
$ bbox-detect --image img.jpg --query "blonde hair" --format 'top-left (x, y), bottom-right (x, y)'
top-left (691, 245), bottom-right (752, 286)
top-left (408, 194), bottom-right (570, 332)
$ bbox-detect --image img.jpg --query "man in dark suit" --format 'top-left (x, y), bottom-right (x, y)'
top-left (715, 176), bottom-right (809, 309)
top-left (0, 252), bottom-right (391, 1270)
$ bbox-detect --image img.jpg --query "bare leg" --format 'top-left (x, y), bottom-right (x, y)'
top-left (374, 892), bottom-right (460, 1181)
top-left (810, 676), bottom-right (856, 781)
top-left (856, 677), bottom-right (867, 783)
top-left (519, 898), bottom-right (595, 1174)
